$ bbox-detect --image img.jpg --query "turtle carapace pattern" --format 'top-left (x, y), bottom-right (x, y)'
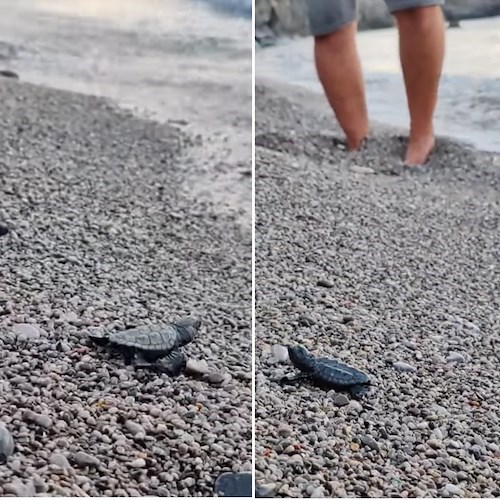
top-left (88, 317), bottom-right (200, 375)
top-left (282, 345), bottom-right (371, 399)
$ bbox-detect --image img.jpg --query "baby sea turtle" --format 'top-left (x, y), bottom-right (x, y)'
top-left (88, 317), bottom-right (200, 376)
top-left (281, 345), bottom-right (371, 399)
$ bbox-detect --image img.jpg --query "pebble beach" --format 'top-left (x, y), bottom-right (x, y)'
top-left (0, 78), bottom-right (252, 496)
top-left (255, 80), bottom-right (500, 498)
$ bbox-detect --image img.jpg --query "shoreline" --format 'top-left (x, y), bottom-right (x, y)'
top-left (0, 78), bottom-right (252, 496)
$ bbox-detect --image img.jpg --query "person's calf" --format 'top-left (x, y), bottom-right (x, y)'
top-left (314, 23), bottom-right (369, 151)
top-left (393, 4), bottom-right (445, 165)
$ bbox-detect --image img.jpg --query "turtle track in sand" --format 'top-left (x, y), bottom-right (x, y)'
top-left (0, 79), bottom-right (252, 496)
top-left (255, 81), bottom-right (500, 498)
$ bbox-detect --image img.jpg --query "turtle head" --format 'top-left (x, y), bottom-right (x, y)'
top-left (287, 345), bottom-right (315, 372)
top-left (175, 317), bottom-right (201, 345)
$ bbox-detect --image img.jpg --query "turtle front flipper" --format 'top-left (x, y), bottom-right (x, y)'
top-left (154, 350), bottom-right (187, 377)
top-left (349, 384), bottom-right (370, 400)
top-left (279, 373), bottom-right (311, 386)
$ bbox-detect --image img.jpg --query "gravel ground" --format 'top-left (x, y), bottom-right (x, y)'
top-left (0, 79), bottom-right (252, 496)
top-left (255, 80), bottom-right (500, 498)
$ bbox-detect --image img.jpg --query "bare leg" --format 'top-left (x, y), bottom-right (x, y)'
top-left (394, 6), bottom-right (445, 165)
top-left (314, 22), bottom-right (369, 150)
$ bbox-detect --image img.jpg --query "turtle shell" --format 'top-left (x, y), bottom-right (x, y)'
top-left (313, 358), bottom-right (370, 387)
top-left (107, 324), bottom-right (181, 353)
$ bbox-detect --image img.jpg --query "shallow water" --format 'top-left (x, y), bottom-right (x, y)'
top-left (257, 16), bottom-right (500, 153)
top-left (0, 0), bottom-right (252, 225)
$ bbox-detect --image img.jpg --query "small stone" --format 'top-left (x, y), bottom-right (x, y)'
top-left (23, 410), bottom-right (52, 428)
top-left (73, 451), bottom-right (100, 468)
top-left (317, 279), bottom-right (334, 288)
top-left (350, 442), bottom-right (360, 452)
top-left (211, 443), bottom-right (224, 454)
top-left (272, 345), bottom-right (289, 363)
top-left (393, 361), bottom-right (417, 373)
top-left (428, 439), bottom-right (442, 449)
top-left (12, 323), bottom-right (40, 342)
top-left (125, 421), bottom-right (145, 435)
top-left (298, 315), bottom-right (316, 326)
top-left (442, 484), bottom-right (464, 497)
top-left (207, 372), bottom-right (226, 385)
top-left (49, 453), bottom-right (72, 473)
top-left (278, 424), bottom-right (293, 438)
top-left (360, 435), bottom-right (380, 452)
top-left (129, 458), bottom-right (146, 468)
top-left (185, 359), bottom-right (210, 375)
top-left (446, 352), bottom-right (466, 363)
top-left (287, 454), bottom-right (304, 466)
top-left (350, 165), bottom-right (375, 175)
top-left (333, 394), bottom-right (349, 407)
top-left (0, 425), bottom-right (14, 462)
top-left (348, 401), bottom-right (363, 412)
top-left (256, 483), bottom-right (278, 498)
top-left (310, 486), bottom-right (326, 498)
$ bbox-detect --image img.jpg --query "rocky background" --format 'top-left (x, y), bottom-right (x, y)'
top-left (255, 0), bottom-right (500, 40)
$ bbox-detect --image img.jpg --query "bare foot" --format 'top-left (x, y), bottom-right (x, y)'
top-left (404, 134), bottom-right (435, 166)
top-left (346, 130), bottom-right (369, 151)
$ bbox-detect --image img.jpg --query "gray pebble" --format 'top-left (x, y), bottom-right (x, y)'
top-left (185, 359), bottom-right (211, 375)
top-left (129, 458), bottom-right (146, 468)
top-left (73, 451), bottom-right (100, 468)
top-left (23, 410), bottom-right (52, 428)
top-left (272, 344), bottom-right (289, 363)
top-left (446, 352), bottom-right (466, 363)
top-left (393, 361), bottom-right (417, 373)
top-left (49, 453), bottom-right (72, 473)
top-left (360, 435), bottom-right (380, 452)
top-left (125, 420), bottom-right (145, 435)
top-left (333, 394), bottom-right (350, 407)
top-left (442, 483), bottom-right (464, 497)
top-left (12, 323), bottom-right (40, 342)
top-left (0, 425), bottom-right (14, 462)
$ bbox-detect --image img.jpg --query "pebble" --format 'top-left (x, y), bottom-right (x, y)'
top-left (393, 361), bottom-right (417, 373)
top-left (317, 279), bottom-right (334, 288)
top-left (23, 410), bottom-right (52, 428)
top-left (73, 451), bottom-right (100, 468)
top-left (272, 344), bottom-right (289, 363)
top-left (11, 323), bottom-right (41, 342)
top-left (350, 165), bottom-right (375, 175)
top-left (278, 424), bottom-right (293, 438)
top-left (207, 372), bottom-right (226, 385)
top-left (185, 359), bottom-right (211, 375)
top-left (360, 435), bottom-right (380, 452)
top-left (49, 453), bottom-right (72, 473)
top-left (333, 394), bottom-right (350, 407)
top-left (0, 425), bottom-right (14, 462)
top-left (442, 483), bottom-right (464, 497)
top-left (125, 421), bottom-right (145, 435)
top-left (256, 483), bottom-right (278, 498)
top-left (310, 486), bottom-right (326, 497)
top-left (446, 352), bottom-right (466, 363)
top-left (129, 458), bottom-right (146, 468)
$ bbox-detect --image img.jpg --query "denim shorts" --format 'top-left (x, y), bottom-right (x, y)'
top-left (307, 0), bottom-right (445, 36)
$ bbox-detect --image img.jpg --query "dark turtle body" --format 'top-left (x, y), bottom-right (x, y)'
top-left (282, 345), bottom-right (370, 398)
top-left (88, 317), bottom-right (200, 373)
